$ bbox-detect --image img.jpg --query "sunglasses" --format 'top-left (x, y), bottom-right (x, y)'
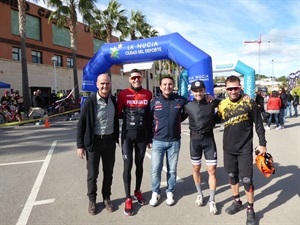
top-left (226, 86), bottom-right (241, 91)
top-left (130, 76), bottom-right (141, 80)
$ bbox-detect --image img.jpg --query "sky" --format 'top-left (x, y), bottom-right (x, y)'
top-left (37, 0), bottom-right (300, 78)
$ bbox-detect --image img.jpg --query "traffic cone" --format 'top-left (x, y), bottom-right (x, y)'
top-left (44, 117), bottom-right (50, 128)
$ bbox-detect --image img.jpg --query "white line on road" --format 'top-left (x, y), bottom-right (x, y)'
top-left (34, 199), bottom-right (55, 206)
top-left (16, 141), bottom-right (57, 225)
top-left (0, 160), bottom-right (44, 166)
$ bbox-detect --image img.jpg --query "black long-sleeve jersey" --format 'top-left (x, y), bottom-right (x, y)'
top-left (184, 97), bottom-right (220, 139)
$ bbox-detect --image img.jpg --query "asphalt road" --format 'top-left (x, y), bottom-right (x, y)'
top-left (0, 116), bottom-right (299, 225)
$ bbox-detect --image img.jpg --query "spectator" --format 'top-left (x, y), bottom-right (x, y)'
top-left (286, 91), bottom-right (293, 117)
top-left (293, 92), bottom-right (299, 117)
top-left (278, 87), bottom-right (287, 128)
top-left (266, 91), bottom-right (282, 130)
top-left (0, 90), bottom-right (11, 107)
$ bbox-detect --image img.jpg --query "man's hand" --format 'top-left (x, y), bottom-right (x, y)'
top-left (242, 94), bottom-right (250, 100)
top-left (205, 94), bottom-right (215, 103)
top-left (255, 146), bottom-right (267, 155)
top-left (77, 148), bottom-right (85, 159)
top-left (147, 143), bottom-right (152, 149)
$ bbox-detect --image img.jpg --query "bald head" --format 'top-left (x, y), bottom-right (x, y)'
top-left (96, 74), bottom-right (111, 98)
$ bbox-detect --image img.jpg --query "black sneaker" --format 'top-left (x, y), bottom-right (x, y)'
top-left (246, 209), bottom-right (255, 225)
top-left (88, 200), bottom-right (96, 215)
top-left (225, 200), bottom-right (243, 215)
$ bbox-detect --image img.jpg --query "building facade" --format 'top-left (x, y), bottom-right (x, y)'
top-left (0, 0), bottom-right (157, 104)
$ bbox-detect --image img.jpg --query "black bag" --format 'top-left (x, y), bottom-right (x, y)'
top-left (262, 111), bottom-right (270, 119)
top-left (262, 111), bottom-right (270, 123)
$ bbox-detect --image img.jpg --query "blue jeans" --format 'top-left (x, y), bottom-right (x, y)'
top-left (293, 104), bottom-right (298, 116)
top-left (267, 113), bottom-right (279, 127)
top-left (279, 108), bottom-right (286, 126)
top-left (287, 102), bottom-right (292, 117)
top-left (151, 139), bottom-right (181, 194)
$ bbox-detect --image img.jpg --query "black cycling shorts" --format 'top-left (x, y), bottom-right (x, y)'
top-left (190, 135), bottom-right (217, 166)
top-left (223, 151), bottom-right (253, 178)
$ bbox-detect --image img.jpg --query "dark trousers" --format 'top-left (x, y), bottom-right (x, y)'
top-left (121, 130), bottom-right (147, 198)
top-left (86, 137), bottom-right (116, 201)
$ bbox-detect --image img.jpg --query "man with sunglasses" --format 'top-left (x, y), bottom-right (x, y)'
top-left (117, 68), bottom-right (152, 216)
top-left (217, 75), bottom-right (267, 225)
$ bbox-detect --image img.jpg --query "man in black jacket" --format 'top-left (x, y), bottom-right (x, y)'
top-left (184, 80), bottom-right (220, 215)
top-left (77, 74), bottom-right (119, 215)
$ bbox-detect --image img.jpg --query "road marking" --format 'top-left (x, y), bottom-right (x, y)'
top-left (0, 160), bottom-right (44, 166)
top-left (145, 151), bottom-right (183, 183)
top-left (34, 199), bottom-right (55, 206)
top-left (16, 141), bottom-right (57, 225)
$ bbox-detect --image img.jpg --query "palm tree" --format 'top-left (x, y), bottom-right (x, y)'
top-left (18, 0), bottom-right (31, 114)
top-left (91, 0), bottom-right (128, 43)
top-left (46, 0), bottom-right (96, 101)
top-left (120, 10), bottom-right (150, 40)
top-left (90, 0), bottom-right (128, 81)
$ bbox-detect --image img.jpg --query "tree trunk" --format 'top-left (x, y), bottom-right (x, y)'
top-left (18, 0), bottom-right (30, 114)
top-left (72, 50), bottom-right (79, 101)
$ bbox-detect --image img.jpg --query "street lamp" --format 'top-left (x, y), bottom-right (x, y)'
top-left (51, 56), bottom-right (57, 93)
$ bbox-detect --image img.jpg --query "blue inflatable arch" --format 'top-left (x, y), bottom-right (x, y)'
top-left (82, 32), bottom-right (213, 95)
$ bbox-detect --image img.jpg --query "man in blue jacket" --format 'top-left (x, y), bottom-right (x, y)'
top-left (149, 75), bottom-right (187, 206)
top-left (77, 74), bottom-right (119, 215)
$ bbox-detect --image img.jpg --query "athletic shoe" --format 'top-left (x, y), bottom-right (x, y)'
top-left (134, 190), bottom-right (146, 205)
top-left (149, 192), bottom-right (160, 206)
top-left (124, 198), bottom-right (133, 216)
top-left (225, 200), bottom-right (243, 215)
top-left (209, 201), bottom-right (218, 215)
top-left (166, 192), bottom-right (175, 206)
top-left (195, 195), bottom-right (204, 206)
top-left (276, 126), bottom-right (283, 130)
top-left (246, 209), bottom-right (256, 225)
top-left (265, 126), bottom-right (271, 130)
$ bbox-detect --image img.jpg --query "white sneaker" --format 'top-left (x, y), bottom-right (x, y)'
top-left (165, 192), bottom-right (175, 206)
top-left (265, 126), bottom-right (271, 130)
top-left (195, 195), bottom-right (204, 206)
top-left (276, 126), bottom-right (283, 130)
top-left (149, 192), bottom-right (160, 206)
top-left (209, 201), bottom-right (218, 215)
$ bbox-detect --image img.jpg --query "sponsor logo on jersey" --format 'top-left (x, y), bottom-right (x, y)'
top-left (126, 100), bottom-right (148, 105)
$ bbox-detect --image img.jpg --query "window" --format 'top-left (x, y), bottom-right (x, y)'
top-left (12, 47), bottom-right (21, 61)
top-left (11, 10), bottom-right (41, 41)
top-left (54, 55), bottom-right (63, 67)
top-left (32, 50), bottom-right (42, 64)
top-left (93, 38), bottom-right (105, 54)
top-left (52, 24), bottom-right (70, 48)
top-left (67, 57), bottom-right (74, 68)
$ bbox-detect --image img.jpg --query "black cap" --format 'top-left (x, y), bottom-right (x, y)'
top-left (191, 80), bottom-right (206, 90)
